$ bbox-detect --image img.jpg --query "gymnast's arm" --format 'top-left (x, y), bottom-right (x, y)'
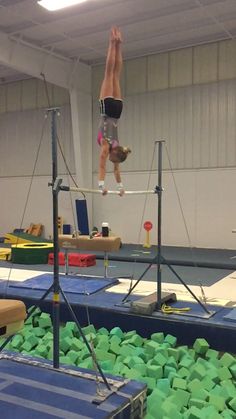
top-left (113, 162), bottom-right (125, 196)
top-left (98, 140), bottom-right (109, 195)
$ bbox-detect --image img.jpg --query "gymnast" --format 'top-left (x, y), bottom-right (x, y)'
top-left (97, 26), bottom-right (131, 196)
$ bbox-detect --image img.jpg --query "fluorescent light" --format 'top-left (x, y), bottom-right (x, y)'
top-left (37, 0), bottom-right (88, 11)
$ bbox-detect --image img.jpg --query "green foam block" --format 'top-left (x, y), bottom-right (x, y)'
top-left (110, 326), bottom-right (124, 339)
top-left (151, 332), bottom-right (164, 343)
top-left (147, 364), bottom-right (163, 379)
top-left (193, 338), bottom-right (209, 355)
top-left (229, 397), bottom-right (236, 412)
top-left (38, 313), bottom-right (52, 329)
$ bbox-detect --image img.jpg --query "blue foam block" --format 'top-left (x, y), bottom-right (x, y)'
top-left (62, 224), bottom-right (71, 234)
top-left (75, 199), bottom-right (89, 235)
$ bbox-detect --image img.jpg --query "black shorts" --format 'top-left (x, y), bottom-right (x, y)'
top-left (99, 97), bottom-right (123, 119)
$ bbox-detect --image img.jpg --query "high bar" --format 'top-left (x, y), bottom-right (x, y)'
top-left (66, 187), bottom-right (156, 195)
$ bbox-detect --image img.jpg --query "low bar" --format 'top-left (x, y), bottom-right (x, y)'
top-left (67, 187), bottom-right (156, 195)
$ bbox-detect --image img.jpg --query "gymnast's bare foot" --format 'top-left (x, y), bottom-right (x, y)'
top-left (115, 27), bottom-right (122, 43)
top-left (110, 26), bottom-right (117, 43)
top-left (111, 26), bottom-right (122, 43)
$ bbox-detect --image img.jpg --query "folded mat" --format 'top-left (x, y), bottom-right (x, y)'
top-left (0, 299), bottom-right (26, 337)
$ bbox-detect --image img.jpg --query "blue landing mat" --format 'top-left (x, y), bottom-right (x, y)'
top-left (9, 273), bottom-right (119, 295)
top-left (0, 355), bottom-right (146, 419)
top-left (223, 308), bottom-right (236, 323)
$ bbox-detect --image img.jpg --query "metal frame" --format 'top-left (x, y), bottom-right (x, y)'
top-left (122, 140), bottom-right (211, 316)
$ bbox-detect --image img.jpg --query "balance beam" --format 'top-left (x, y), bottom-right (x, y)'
top-left (59, 235), bottom-right (121, 252)
top-left (59, 235), bottom-right (121, 277)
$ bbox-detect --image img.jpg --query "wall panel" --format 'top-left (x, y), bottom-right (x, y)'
top-left (22, 79), bottom-right (37, 110)
top-left (92, 64), bottom-right (105, 99)
top-left (92, 168), bottom-right (236, 249)
top-left (169, 48), bottom-right (192, 88)
top-left (0, 78), bottom-right (70, 112)
top-left (0, 105), bottom-right (75, 178)
top-left (92, 39), bottom-right (236, 101)
top-left (53, 85), bottom-right (70, 106)
top-left (225, 82), bottom-right (236, 166)
top-left (36, 79), bottom-right (53, 108)
top-left (219, 40), bottom-right (236, 81)
top-left (125, 58), bottom-right (147, 95)
top-left (147, 53), bottom-right (169, 91)
top-left (0, 85), bottom-right (7, 113)
top-left (1, 38), bottom-right (236, 248)
top-left (0, 175), bottom-right (77, 239)
top-left (7, 82), bottom-right (22, 112)
top-left (193, 43), bottom-right (218, 85)
top-left (93, 79), bottom-right (236, 172)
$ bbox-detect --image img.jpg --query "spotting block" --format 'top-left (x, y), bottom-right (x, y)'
top-left (0, 299), bottom-right (26, 337)
top-left (69, 253), bottom-right (96, 267)
top-left (48, 252), bottom-right (65, 265)
top-left (59, 234), bottom-right (121, 252)
top-left (130, 292), bottom-right (177, 315)
top-left (48, 252), bottom-right (96, 267)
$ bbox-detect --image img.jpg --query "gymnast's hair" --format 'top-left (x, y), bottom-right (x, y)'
top-left (114, 146), bottom-right (131, 162)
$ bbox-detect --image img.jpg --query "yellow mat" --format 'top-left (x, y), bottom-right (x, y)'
top-left (4, 233), bottom-right (32, 245)
top-left (0, 248), bottom-right (11, 260)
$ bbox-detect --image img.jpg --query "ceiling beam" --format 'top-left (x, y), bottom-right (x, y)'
top-left (0, 32), bottom-right (91, 92)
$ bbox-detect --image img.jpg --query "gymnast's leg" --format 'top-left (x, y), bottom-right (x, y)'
top-left (99, 27), bottom-right (117, 99)
top-left (98, 28), bottom-right (117, 194)
top-left (113, 27), bottom-right (123, 100)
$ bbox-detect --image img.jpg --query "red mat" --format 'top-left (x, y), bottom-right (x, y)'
top-left (48, 252), bottom-right (96, 267)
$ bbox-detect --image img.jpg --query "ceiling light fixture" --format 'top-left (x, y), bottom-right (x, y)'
top-left (37, 0), bottom-right (88, 11)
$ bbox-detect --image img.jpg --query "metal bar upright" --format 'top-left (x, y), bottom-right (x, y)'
top-left (50, 108), bottom-right (60, 369)
top-left (156, 140), bottom-right (164, 310)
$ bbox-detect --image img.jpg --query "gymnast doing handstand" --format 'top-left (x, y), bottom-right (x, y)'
top-left (97, 27), bottom-right (131, 196)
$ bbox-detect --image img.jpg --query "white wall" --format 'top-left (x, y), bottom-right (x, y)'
top-left (91, 40), bottom-right (236, 249)
top-left (0, 104), bottom-right (79, 238)
top-left (93, 80), bottom-right (236, 172)
top-left (0, 175), bottom-right (79, 239)
top-left (0, 106), bottom-right (74, 177)
top-left (92, 168), bottom-right (236, 249)
top-left (1, 39), bottom-right (236, 248)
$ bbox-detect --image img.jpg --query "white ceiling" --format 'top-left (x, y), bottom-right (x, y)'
top-left (0, 0), bottom-right (236, 83)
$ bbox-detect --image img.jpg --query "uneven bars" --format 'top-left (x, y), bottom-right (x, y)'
top-left (65, 187), bottom-right (156, 195)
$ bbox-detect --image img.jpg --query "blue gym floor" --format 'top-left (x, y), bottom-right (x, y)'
top-left (0, 272), bottom-right (235, 353)
top-left (84, 243), bottom-right (236, 269)
top-left (0, 244), bottom-right (236, 353)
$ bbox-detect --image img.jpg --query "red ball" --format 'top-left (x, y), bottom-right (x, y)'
top-left (144, 221), bottom-right (153, 231)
